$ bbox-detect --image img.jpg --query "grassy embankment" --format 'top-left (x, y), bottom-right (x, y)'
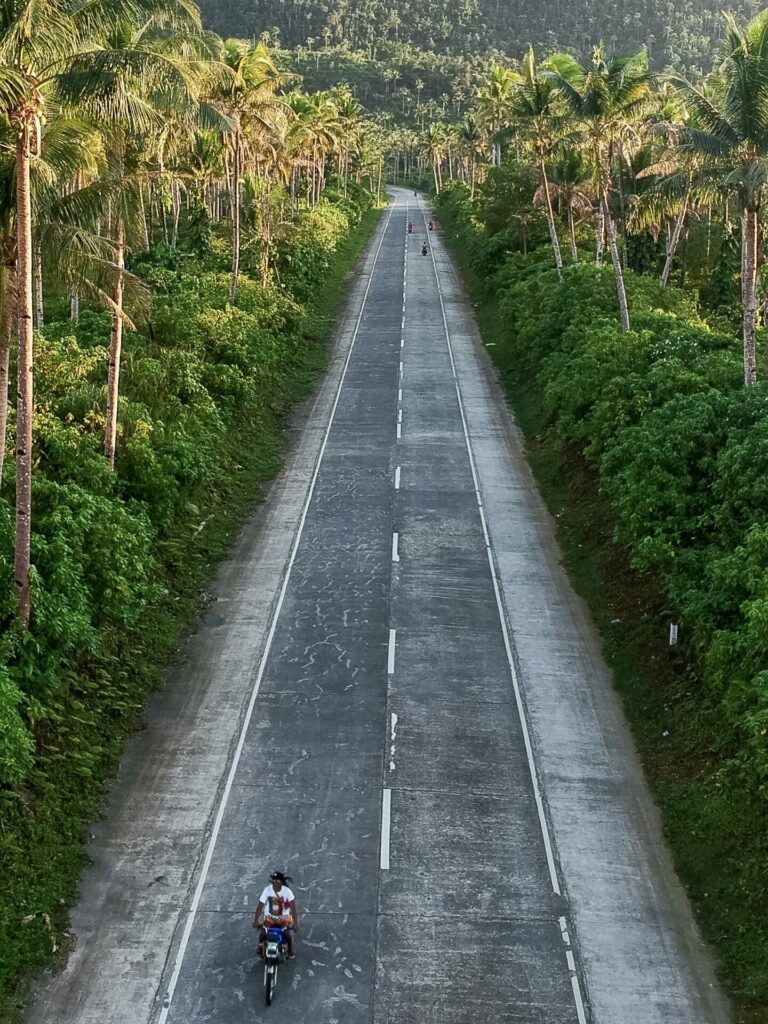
top-left (0, 201), bottom-right (383, 1023)
top-left (440, 215), bottom-right (766, 1024)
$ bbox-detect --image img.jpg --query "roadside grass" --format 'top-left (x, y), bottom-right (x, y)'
top-left (0, 205), bottom-right (384, 1024)
top-left (447, 240), bottom-right (768, 1024)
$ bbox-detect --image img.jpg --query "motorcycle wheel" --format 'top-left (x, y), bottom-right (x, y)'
top-left (265, 965), bottom-right (276, 1005)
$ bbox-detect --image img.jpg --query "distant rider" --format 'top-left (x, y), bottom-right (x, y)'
top-left (408, 221), bottom-right (413, 233)
top-left (428, 220), bottom-right (434, 231)
top-left (253, 871), bottom-right (299, 959)
top-left (421, 241), bottom-right (428, 255)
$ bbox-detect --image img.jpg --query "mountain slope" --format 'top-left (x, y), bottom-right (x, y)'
top-left (198, 0), bottom-right (764, 72)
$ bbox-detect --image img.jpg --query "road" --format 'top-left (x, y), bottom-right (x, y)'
top-left (26, 189), bottom-right (730, 1024)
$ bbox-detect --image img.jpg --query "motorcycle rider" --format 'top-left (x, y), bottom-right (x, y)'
top-left (408, 221), bottom-right (413, 233)
top-left (253, 871), bottom-right (299, 959)
top-left (421, 241), bottom-right (428, 255)
top-left (428, 220), bottom-right (434, 231)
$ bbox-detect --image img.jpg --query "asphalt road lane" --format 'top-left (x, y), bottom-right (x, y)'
top-left (159, 192), bottom-right (583, 1023)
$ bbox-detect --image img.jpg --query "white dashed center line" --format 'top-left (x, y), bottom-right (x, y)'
top-left (380, 790), bottom-right (392, 869)
top-left (387, 628), bottom-right (397, 674)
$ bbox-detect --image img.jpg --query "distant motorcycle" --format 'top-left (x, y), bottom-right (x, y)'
top-left (428, 220), bottom-right (434, 231)
top-left (408, 221), bottom-right (413, 233)
top-left (263, 926), bottom-right (290, 1005)
top-left (421, 242), bottom-right (428, 256)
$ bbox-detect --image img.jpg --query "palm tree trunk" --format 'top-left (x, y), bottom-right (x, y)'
top-left (70, 284), bottom-right (79, 322)
top-left (15, 120), bottom-right (34, 627)
top-left (595, 203), bottom-right (604, 268)
top-left (601, 193), bottom-right (630, 332)
top-left (171, 178), bottom-right (181, 248)
top-left (140, 183), bottom-right (150, 250)
top-left (229, 127), bottom-right (241, 305)
top-left (34, 243), bottom-right (43, 329)
top-left (104, 218), bottom-right (125, 469)
top-left (660, 191), bottom-right (689, 287)
top-left (540, 161), bottom-right (564, 281)
top-left (568, 202), bottom-right (578, 263)
top-left (0, 269), bottom-right (16, 490)
top-left (470, 159), bottom-right (476, 199)
top-left (742, 204), bottom-right (759, 387)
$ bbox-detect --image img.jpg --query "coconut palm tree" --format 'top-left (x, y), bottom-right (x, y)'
top-left (216, 39), bottom-right (286, 304)
top-left (0, 0), bottom-right (217, 622)
top-left (672, 10), bottom-right (768, 386)
top-left (424, 122), bottom-right (448, 193)
top-left (550, 46), bottom-right (654, 332)
top-left (510, 47), bottom-right (569, 280)
top-left (546, 147), bottom-right (592, 263)
top-left (457, 115), bottom-right (485, 198)
top-left (476, 64), bottom-right (515, 165)
top-left (70, 16), bottom-right (224, 469)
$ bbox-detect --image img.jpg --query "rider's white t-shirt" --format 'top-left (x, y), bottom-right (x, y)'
top-left (260, 885), bottom-right (295, 920)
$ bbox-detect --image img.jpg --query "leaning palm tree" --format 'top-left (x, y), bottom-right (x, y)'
top-left (671, 10), bottom-right (768, 387)
top-left (550, 46), bottom-right (654, 332)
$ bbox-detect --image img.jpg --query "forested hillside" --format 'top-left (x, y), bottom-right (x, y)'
top-left (199, 0), bottom-right (764, 72)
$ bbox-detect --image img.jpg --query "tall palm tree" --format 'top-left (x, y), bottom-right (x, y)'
top-left (672, 10), bottom-right (768, 387)
top-left (424, 122), bottom-right (448, 193)
top-left (547, 147), bottom-right (592, 263)
top-left (216, 39), bottom-right (286, 304)
top-left (0, 115), bottom-right (107, 490)
top-left (0, 0), bottom-right (176, 623)
top-left (287, 92), bottom-right (343, 206)
top-left (476, 64), bottom-right (515, 166)
top-left (457, 115), bottom-right (485, 198)
top-left (551, 47), bottom-right (654, 332)
top-left (69, 16), bottom-right (221, 469)
top-left (0, 0), bottom-right (210, 622)
top-left (510, 47), bottom-right (568, 280)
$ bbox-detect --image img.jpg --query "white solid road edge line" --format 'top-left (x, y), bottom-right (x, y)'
top-left (571, 976), bottom-right (588, 1024)
top-left (387, 628), bottom-right (397, 674)
top-left (154, 200), bottom-right (398, 1024)
top-left (380, 789), bottom-right (392, 870)
top-left (422, 205), bottom-right (589, 1024)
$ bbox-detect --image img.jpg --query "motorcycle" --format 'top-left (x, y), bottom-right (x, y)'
top-left (421, 242), bottom-right (428, 256)
top-left (428, 220), bottom-right (434, 231)
top-left (263, 926), bottom-right (290, 1005)
top-left (408, 222), bottom-right (413, 233)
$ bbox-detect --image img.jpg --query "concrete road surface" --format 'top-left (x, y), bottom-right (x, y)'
top-left (26, 189), bottom-right (730, 1024)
